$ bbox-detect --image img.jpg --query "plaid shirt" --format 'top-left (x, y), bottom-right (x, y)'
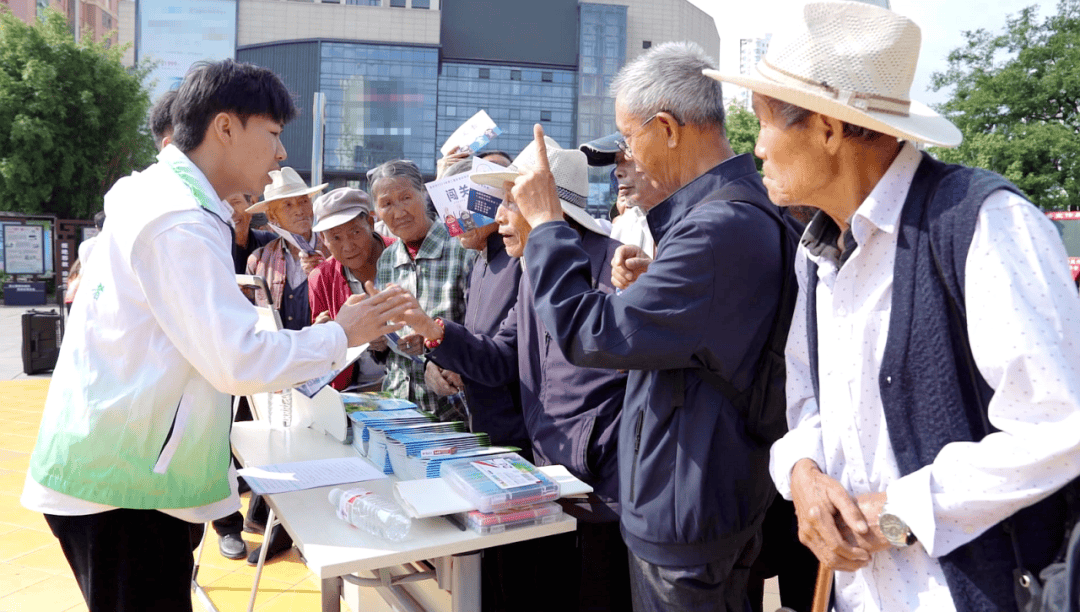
top-left (376, 222), bottom-right (473, 419)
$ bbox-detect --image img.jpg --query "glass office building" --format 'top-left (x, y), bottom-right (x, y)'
top-left (437, 63), bottom-right (576, 162)
top-left (578, 3), bottom-right (627, 216)
top-left (321, 43), bottom-right (440, 178)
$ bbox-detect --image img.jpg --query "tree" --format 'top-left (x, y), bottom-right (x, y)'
top-left (931, 0), bottom-right (1080, 210)
top-left (725, 104), bottom-right (763, 173)
top-left (0, 9), bottom-right (156, 219)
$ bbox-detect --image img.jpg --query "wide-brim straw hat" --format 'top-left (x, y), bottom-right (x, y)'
top-left (246, 167), bottom-right (328, 214)
top-left (703, 1), bottom-right (962, 148)
top-left (470, 135), bottom-right (607, 236)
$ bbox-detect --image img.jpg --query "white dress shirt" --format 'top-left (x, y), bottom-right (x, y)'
top-left (770, 142), bottom-right (1080, 611)
top-left (609, 205), bottom-right (655, 256)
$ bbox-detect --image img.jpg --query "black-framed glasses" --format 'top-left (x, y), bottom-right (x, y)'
top-left (617, 110), bottom-right (684, 160)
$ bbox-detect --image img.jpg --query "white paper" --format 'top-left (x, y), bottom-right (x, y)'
top-left (239, 456), bottom-right (387, 495)
top-left (440, 110), bottom-right (501, 156)
top-left (295, 344), bottom-right (369, 398)
top-left (268, 224), bottom-right (319, 255)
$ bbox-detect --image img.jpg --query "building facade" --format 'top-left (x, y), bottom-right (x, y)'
top-left (121, 0), bottom-right (719, 214)
top-left (4, 0), bottom-right (119, 45)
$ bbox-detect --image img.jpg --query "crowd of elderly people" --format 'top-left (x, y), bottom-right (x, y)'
top-left (25, 2), bottom-right (1080, 612)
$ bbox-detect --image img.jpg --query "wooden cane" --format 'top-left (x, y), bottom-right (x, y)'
top-left (811, 563), bottom-right (834, 612)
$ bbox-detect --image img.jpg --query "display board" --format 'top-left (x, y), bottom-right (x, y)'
top-left (3, 224), bottom-right (45, 275)
top-left (137, 0), bottom-right (237, 104)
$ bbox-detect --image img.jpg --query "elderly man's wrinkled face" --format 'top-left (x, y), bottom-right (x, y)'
top-left (268, 194), bottom-right (314, 236)
top-left (494, 187), bottom-right (533, 258)
top-left (615, 100), bottom-right (679, 194)
top-left (751, 93), bottom-right (830, 209)
top-left (322, 215), bottom-right (380, 271)
top-left (372, 176), bottom-right (432, 244)
top-left (614, 150), bottom-right (668, 213)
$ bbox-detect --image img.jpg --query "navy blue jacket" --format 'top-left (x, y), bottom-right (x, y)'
top-left (524, 154), bottom-right (782, 566)
top-left (431, 229), bottom-right (626, 522)
top-left (460, 232), bottom-right (531, 452)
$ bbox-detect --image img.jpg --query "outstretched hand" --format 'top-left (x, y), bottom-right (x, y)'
top-left (510, 124), bottom-right (565, 229)
top-left (335, 285), bottom-right (410, 348)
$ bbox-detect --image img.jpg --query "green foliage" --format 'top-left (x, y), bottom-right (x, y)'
top-left (0, 9), bottom-right (156, 219)
top-left (725, 104), bottom-right (762, 173)
top-left (931, 0), bottom-right (1080, 210)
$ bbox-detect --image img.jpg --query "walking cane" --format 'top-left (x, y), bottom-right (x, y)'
top-left (776, 563), bottom-right (833, 612)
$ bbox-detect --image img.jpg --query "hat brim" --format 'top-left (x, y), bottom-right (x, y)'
top-left (703, 69), bottom-right (962, 148)
top-left (469, 169), bottom-right (607, 237)
top-left (312, 207), bottom-right (368, 233)
top-left (579, 132), bottom-right (622, 167)
top-left (246, 183), bottom-right (329, 214)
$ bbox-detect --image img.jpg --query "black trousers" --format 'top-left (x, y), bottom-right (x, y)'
top-left (45, 509), bottom-right (195, 612)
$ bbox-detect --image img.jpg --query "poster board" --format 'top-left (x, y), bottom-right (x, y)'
top-left (2, 223), bottom-right (45, 275)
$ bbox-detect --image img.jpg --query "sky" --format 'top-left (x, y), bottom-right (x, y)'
top-left (686, 0), bottom-right (1059, 108)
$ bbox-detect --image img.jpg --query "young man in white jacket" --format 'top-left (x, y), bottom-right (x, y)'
top-left (21, 59), bottom-right (412, 612)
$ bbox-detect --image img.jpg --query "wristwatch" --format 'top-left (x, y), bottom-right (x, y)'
top-left (879, 503), bottom-right (918, 548)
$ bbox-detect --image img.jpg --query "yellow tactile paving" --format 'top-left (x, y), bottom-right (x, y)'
top-left (0, 379), bottom-right (352, 611)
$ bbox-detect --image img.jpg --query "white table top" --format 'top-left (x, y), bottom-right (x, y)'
top-left (231, 421), bottom-right (577, 579)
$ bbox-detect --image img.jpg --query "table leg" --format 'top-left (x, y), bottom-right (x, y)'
top-left (449, 552), bottom-right (481, 612)
top-left (321, 576), bottom-right (343, 612)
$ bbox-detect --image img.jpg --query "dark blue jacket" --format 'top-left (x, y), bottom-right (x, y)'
top-left (460, 232), bottom-right (531, 452)
top-left (431, 229), bottom-right (626, 522)
top-left (524, 154), bottom-right (782, 566)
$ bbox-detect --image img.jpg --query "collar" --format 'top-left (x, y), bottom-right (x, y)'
top-left (647, 154), bottom-right (761, 242)
top-left (801, 141), bottom-right (922, 265)
top-left (389, 222), bottom-right (449, 269)
top-left (156, 145), bottom-right (232, 223)
top-left (482, 230), bottom-right (506, 264)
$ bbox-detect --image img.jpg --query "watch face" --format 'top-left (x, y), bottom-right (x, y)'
top-left (879, 513), bottom-right (910, 547)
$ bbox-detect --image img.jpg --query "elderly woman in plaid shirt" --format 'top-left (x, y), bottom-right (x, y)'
top-left (371, 159), bottom-right (472, 420)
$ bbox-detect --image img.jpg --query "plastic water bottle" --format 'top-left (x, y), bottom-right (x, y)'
top-left (328, 487), bottom-right (411, 541)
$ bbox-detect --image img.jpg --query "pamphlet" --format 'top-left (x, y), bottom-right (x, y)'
top-left (268, 224), bottom-right (319, 255)
top-left (440, 109), bottom-right (502, 156)
top-left (467, 156), bottom-right (509, 219)
top-left (425, 174), bottom-right (496, 237)
top-left (295, 344), bottom-right (368, 399)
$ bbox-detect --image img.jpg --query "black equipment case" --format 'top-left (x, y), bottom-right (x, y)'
top-left (22, 309), bottom-right (64, 375)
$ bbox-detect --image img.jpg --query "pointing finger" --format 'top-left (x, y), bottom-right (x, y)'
top-left (532, 124), bottom-right (550, 172)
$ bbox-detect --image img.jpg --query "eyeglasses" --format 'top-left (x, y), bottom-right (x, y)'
top-left (617, 110), bottom-right (685, 160)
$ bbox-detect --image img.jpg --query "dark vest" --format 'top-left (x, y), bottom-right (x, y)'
top-left (807, 153), bottom-right (1070, 612)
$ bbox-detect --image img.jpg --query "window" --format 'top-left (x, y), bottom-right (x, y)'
top-left (541, 71), bottom-right (553, 83)
top-left (643, 40), bottom-right (652, 49)
top-left (390, 0), bottom-right (405, 6)
top-left (510, 70), bottom-right (521, 81)
top-left (540, 110), bottom-right (552, 122)
top-left (411, 0), bottom-right (429, 6)
top-left (479, 68), bottom-right (490, 79)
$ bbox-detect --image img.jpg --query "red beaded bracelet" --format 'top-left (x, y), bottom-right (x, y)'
top-left (424, 318), bottom-right (445, 350)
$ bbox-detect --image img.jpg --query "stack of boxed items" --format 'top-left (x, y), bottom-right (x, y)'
top-left (439, 452), bottom-right (564, 535)
top-left (343, 393), bottom-right (565, 535)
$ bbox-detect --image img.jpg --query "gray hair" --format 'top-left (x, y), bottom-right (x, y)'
top-left (759, 94), bottom-right (885, 142)
top-left (367, 159), bottom-right (434, 218)
top-left (610, 41), bottom-right (725, 129)
top-left (444, 158), bottom-right (474, 177)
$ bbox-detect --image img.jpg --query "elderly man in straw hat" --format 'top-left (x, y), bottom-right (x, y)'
top-left (245, 167), bottom-right (329, 331)
top-left (706, 2), bottom-right (1080, 611)
top-left (505, 42), bottom-right (805, 612)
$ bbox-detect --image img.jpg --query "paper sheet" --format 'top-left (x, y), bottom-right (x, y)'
top-left (295, 344), bottom-right (368, 398)
top-left (239, 456), bottom-right (387, 495)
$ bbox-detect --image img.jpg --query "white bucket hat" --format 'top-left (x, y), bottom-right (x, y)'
top-left (704, 1), bottom-right (962, 148)
top-left (470, 135), bottom-right (607, 236)
top-left (246, 167), bottom-right (329, 214)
